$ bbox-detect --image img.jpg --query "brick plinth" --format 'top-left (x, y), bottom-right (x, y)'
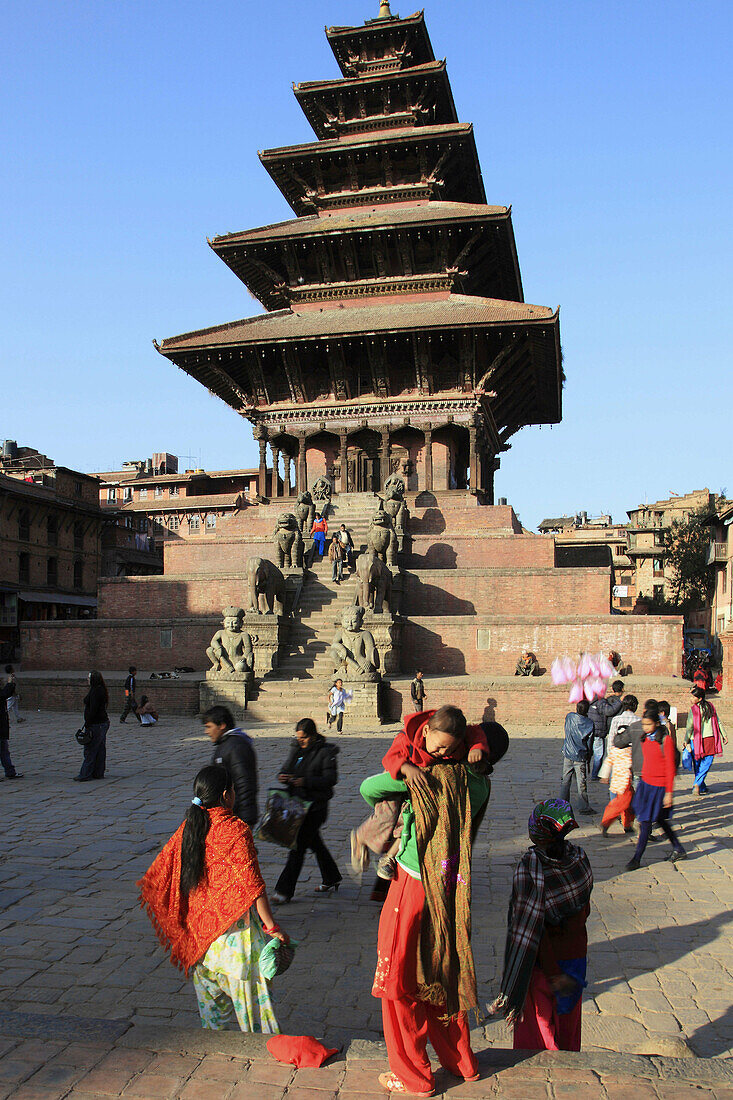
top-left (19, 675), bottom-right (201, 715)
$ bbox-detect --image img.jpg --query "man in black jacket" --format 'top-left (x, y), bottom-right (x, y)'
top-left (588, 679), bottom-right (624, 781)
top-left (202, 706), bottom-right (258, 826)
top-left (1, 680), bottom-right (22, 779)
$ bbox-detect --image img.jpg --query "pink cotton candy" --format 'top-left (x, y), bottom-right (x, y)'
top-left (599, 656), bottom-right (615, 679)
top-left (563, 657), bottom-right (576, 682)
top-left (550, 658), bottom-right (566, 686)
top-left (578, 653), bottom-right (592, 680)
top-left (568, 678), bottom-right (584, 704)
top-left (583, 677), bottom-right (596, 701)
top-left (592, 676), bottom-right (607, 698)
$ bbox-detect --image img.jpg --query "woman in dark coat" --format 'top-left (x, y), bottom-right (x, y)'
top-left (272, 719), bottom-right (341, 902)
top-left (75, 671), bottom-right (110, 781)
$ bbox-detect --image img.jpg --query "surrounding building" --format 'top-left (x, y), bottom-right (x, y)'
top-left (706, 500), bottom-right (733, 645)
top-left (626, 489), bottom-right (718, 604)
top-left (156, 3), bottom-right (563, 500)
top-left (0, 443), bottom-right (104, 657)
top-left (94, 455), bottom-right (260, 551)
top-left (540, 514), bottom-right (634, 611)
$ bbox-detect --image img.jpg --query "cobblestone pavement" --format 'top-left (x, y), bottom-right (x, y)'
top-left (2, 710), bottom-right (733, 1096)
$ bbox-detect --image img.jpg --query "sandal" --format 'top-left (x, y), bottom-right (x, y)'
top-left (378, 1071), bottom-right (435, 1096)
top-left (314, 882), bottom-right (340, 894)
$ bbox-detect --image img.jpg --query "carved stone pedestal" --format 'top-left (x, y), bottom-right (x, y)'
top-left (240, 613), bottom-right (289, 677)
top-left (200, 671), bottom-right (252, 723)
top-left (362, 611), bottom-right (403, 676)
top-left (327, 679), bottom-right (383, 722)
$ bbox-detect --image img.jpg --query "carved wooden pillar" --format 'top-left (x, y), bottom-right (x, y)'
top-left (284, 455), bottom-right (293, 497)
top-left (256, 430), bottom-right (268, 498)
top-left (424, 425), bottom-right (433, 492)
top-left (339, 431), bottom-right (348, 494)
top-left (468, 424), bottom-right (478, 495)
top-left (298, 433), bottom-right (307, 495)
top-left (380, 427), bottom-right (390, 490)
top-left (271, 444), bottom-right (281, 499)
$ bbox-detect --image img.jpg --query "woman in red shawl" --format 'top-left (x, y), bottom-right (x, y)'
top-left (138, 765), bottom-right (289, 1032)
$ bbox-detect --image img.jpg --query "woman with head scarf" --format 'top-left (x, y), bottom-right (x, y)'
top-left (490, 799), bottom-right (593, 1051)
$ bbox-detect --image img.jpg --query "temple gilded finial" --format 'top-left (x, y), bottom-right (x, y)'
top-left (378, 0), bottom-right (392, 17)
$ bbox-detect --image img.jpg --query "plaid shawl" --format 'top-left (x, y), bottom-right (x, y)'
top-left (411, 763), bottom-right (477, 1018)
top-left (494, 841), bottom-right (593, 1018)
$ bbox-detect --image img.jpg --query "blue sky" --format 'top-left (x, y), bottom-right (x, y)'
top-left (2, 0), bottom-right (731, 530)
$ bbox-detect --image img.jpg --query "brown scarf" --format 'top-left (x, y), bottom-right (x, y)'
top-left (411, 763), bottom-right (477, 1018)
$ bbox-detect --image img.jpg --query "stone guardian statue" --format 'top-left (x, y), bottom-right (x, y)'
top-left (329, 605), bottom-right (380, 681)
top-left (206, 607), bottom-right (254, 675)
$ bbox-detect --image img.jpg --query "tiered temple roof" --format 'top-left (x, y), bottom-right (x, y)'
top-left (157, 3), bottom-right (562, 501)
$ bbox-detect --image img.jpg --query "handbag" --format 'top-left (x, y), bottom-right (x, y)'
top-left (75, 725), bottom-right (93, 746)
top-left (254, 788), bottom-right (312, 850)
top-left (681, 745), bottom-right (694, 772)
top-left (259, 936), bottom-right (298, 979)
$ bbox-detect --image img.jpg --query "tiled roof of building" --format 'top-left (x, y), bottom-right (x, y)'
top-left (538, 516), bottom-right (575, 530)
top-left (159, 294), bottom-right (556, 353)
top-left (210, 202), bottom-right (511, 246)
top-left (116, 493), bottom-right (245, 513)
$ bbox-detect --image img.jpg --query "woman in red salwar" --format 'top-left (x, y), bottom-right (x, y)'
top-left (489, 800), bottom-right (593, 1051)
top-left (364, 719), bottom-right (491, 1097)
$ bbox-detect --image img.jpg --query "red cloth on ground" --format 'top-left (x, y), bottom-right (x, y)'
top-left (382, 710), bottom-right (489, 780)
top-left (372, 867), bottom-right (477, 1094)
top-left (266, 1035), bottom-right (338, 1068)
top-left (513, 967), bottom-right (582, 1052)
top-left (640, 734), bottom-right (677, 794)
top-left (601, 783), bottom-right (635, 831)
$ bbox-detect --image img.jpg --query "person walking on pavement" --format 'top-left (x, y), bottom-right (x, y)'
top-left (684, 686), bottom-right (728, 796)
top-left (328, 535), bottom-right (344, 583)
top-left (5, 666), bottom-right (24, 724)
top-left (600, 694), bottom-right (638, 835)
top-left (138, 764), bottom-right (289, 1033)
top-left (326, 679), bottom-right (352, 733)
top-left (120, 665), bottom-right (140, 723)
top-left (625, 704), bottom-right (686, 871)
top-left (272, 718), bottom-right (341, 903)
top-left (203, 706), bottom-right (258, 828)
top-left (0, 674), bottom-right (23, 780)
top-left (74, 670), bottom-right (109, 782)
top-left (559, 701), bottom-right (596, 816)
top-left (410, 670), bottom-right (426, 712)
top-left (587, 680), bottom-right (624, 780)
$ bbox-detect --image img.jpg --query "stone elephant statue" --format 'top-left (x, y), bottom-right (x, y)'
top-left (247, 556), bottom-right (286, 615)
top-left (354, 549), bottom-right (392, 615)
top-left (273, 512), bottom-right (304, 569)
top-left (367, 509), bottom-right (398, 566)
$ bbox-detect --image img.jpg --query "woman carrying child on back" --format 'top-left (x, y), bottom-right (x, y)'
top-left (138, 765), bottom-right (288, 1032)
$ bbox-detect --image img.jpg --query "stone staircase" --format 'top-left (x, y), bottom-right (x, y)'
top-left (247, 493), bottom-right (386, 723)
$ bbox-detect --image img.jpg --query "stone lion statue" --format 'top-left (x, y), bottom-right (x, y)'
top-left (367, 507), bottom-right (398, 566)
top-left (206, 607), bottom-right (254, 675)
top-left (329, 605), bottom-right (380, 681)
top-left (273, 512), bottom-right (304, 569)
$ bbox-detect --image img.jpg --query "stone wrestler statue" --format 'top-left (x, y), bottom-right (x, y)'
top-left (329, 605), bottom-right (380, 681)
top-left (206, 606), bottom-right (254, 674)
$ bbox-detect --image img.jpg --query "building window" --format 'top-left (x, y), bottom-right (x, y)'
top-left (206, 514), bottom-right (217, 529)
top-left (169, 515), bottom-right (180, 531)
top-left (73, 560), bottom-right (83, 589)
top-left (74, 522), bottom-right (84, 550)
top-left (47, 515), bottom-right (58, 546)
top-left (170, 486), bottom-right (179, 497)
top-left (139, 488), bottom-right (148, 500)
top-left (107, 487), bottom-right (117, 502)
top-left (723, 567), bottom-right (728, 595)
top-left (619, 596), bottom-right (632, 608)
top-left (18, 509), bottom-right (30, 541)
top-left (189, 514), bottom-right (201, 532)
top-left (160, 628), bottom-right (172, 649)
top-left (653, 558), bottom-right (664, 576)
top-left (47, 556), bottom-right (58, 586)
top-left (613, 545), bottom-right (624, 556)
top-left (74, 480), bottom-right (83, 497)
top-left (19, 553), bottom-right (30, 584)
top-left (653, 584), bottom-right (664, 601)
top-left (154, 487), bottom-right (163, 498)
top-left (123, 486), bottom-right (133, 502)
top-left (138, 516), bottom-right (148, 533)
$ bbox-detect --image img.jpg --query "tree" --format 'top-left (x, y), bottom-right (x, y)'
top-left (664, 505), bottom-right (716, 607)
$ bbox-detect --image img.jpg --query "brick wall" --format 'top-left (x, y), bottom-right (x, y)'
top-left (401, 615), bottom-right (682, 676)
top-left (401, 568), bottom-right (609, 615)
top-left (19, 676), bottom-right (201, 716)
top-left (722, 630), bottom-right (733, 694)
top-left (21, 618), bottom-right (216, 671)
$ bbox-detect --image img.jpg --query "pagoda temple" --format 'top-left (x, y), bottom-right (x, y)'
top-left (157, 3), bottom-right (562, 503)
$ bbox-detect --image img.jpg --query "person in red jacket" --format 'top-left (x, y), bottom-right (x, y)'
top-left (350, 706), bottom-right (489, 886)
top-left (625, 704), bottom-right (686, 871)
